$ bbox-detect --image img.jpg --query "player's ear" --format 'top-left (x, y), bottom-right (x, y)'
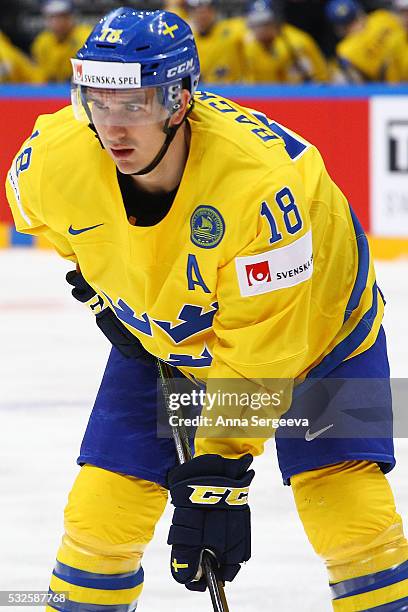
top-left (170, 89), bottom-right (192, 127)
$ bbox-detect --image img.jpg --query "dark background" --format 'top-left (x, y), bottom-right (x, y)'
top-left (0, 0), bottom-right (394, 59)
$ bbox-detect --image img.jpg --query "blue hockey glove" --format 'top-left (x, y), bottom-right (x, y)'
top-left (167, 453), bottom-right (254, 591)
top-left (66, 269), bottom-right (151, 361)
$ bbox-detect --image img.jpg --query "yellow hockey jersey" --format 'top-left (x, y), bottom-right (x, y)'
top-left (6, 92), bottom-right (383, 456)
top-left (244, 31), bottom-right (287, 83)
top-left (386, 33), bottom-right (408, 82)
top-left (245, 23), bottom-right (328, 83)
top-left (30, 23), bottom-right (91, 82)
top-left (193, 17), bottom-right (247, 83)
top-left (336, 9), bottom-right (405, 81)
top-left (0, 31), bottom-right (43, 83)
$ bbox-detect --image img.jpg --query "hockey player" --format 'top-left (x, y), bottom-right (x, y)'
top-left (31, 0), bottom-right (91, 82)
top-left (6, 7), bottom-right (408, 611)
top-left (0, 30), bottom-right (43, 83)
top-left (184, 0), bottom-right (247, 82)
top-left (325, 0), bottom-right (405, 82)
top-left (387, 0), bottom-right (408, 82)
top-left (245, 0), bottom-right (328, 83)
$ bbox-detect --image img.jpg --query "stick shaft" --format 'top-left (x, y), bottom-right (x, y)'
top-left (157, 361), bottom-right (230, 612)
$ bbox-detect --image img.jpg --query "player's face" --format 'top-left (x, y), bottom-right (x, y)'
top-left (86, 88), bottom-right (168, 127)
top-left (45, 13), bottom-right (74, 40)
top-left (189, 6), bottom-right (217, 34)
top-left (250, 22), bottom-right (279, 46)
top-left (88, 88), bottom-right (181, 175)
top-left (334, 23), bottom-right (350, 39)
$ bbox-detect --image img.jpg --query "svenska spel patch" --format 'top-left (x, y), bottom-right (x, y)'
top-left (235, 230), bottom-right (313, 297)
top-left (71, 59), bottom-right (141, 89)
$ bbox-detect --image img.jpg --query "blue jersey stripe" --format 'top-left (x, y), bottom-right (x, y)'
top-left (307, 200), bottom-right (383, 378)
top-left (47, 590), bottom-right (138, 612)
top-left (344, 205), bottom-right (370, 323)
top-left (269, 121), bottom-right (307, 159)
top-left (53, 561), bottom-right (144, 590)
top-left (307, 281), bottom-right (378, 379)
top-left (331, 559), bottom-right (408, 599)
top-left (249, 111), bottom-right (308, 160)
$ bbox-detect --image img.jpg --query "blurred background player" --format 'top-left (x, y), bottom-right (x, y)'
top-left (164, 0), bottom-right (188, 21)
top-left (0, 29), bottom-right (43, 83)
top-left (184, 0), bottom-right (246, 82)
top-left (326, 0), bottom-right (405, 82)
top-left (245, 0), bottom-right (328, 83)
top-left (387, 0), bottom-right (408, 81)
top-left (31, 0), bottom-right (91, 82)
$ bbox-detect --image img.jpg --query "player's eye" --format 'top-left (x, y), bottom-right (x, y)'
top-left (89, 99), bottom-right (108, 111)
top-left (125, 102), bottom-right (148, 113)
top-left (88, 98), bottom-right (108, 111)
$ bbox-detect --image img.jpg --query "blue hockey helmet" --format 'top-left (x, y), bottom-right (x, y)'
top-left (246, 0), bottom-right (278, 26)
top-left (393, 0), bottom-right (408, 9)
top-left (42, 0), bottom-right (73, 15)
top-left (185, 0), bottom-right (216, 6)
top-left (325, 0), bottom-right (361, 26)
top-left (71, 8), bottom-right (200, 127)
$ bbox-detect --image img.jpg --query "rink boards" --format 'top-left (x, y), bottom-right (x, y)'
top-left (1, 84), bottom-right (408, 257)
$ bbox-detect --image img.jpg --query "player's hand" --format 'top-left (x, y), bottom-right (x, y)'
top-left (167, 453), bottom-right (254, 591)
top-left (66, 268), bottom-right (103, 309)
top-left (66, 269), bottom-right (152, 361)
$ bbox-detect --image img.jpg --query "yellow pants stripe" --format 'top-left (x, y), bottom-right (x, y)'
top-left (333, 578), bottom-right (408, 611)
top-left (49, 574), bottom-right (143, 606)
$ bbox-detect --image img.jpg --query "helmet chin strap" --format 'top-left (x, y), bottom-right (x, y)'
top-left (87, 99), bottom-right (194, 177)
top-left (132, 100), bottom-right (194, 176)
top-left (131, 118), bottom-right (178, 176)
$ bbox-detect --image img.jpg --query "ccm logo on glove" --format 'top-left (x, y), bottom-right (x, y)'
top-left (168, 453), bottom-right (255, 591)
top-left (188, 485), bottom-right (249, 505)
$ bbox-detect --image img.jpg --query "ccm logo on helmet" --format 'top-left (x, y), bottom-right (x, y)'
top-left (167, 59), bottom-right (195, 78)
top-left (188, 485), bottom-right (249, 506)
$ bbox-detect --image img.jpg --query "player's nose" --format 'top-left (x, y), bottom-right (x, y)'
top-left (104, 122), bottom-right (128, 141)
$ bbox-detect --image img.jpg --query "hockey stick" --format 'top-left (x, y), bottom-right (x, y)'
top-left (157, 359), bottom-right (230, 612)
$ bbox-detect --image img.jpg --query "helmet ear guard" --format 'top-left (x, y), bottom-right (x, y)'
top-left (162, 81), bottom-right (183, 114)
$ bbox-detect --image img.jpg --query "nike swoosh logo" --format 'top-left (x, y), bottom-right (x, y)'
top-left (68, 223), bottom-right (104, 235)
top-left (305, 423), bottom-right (334, 442)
